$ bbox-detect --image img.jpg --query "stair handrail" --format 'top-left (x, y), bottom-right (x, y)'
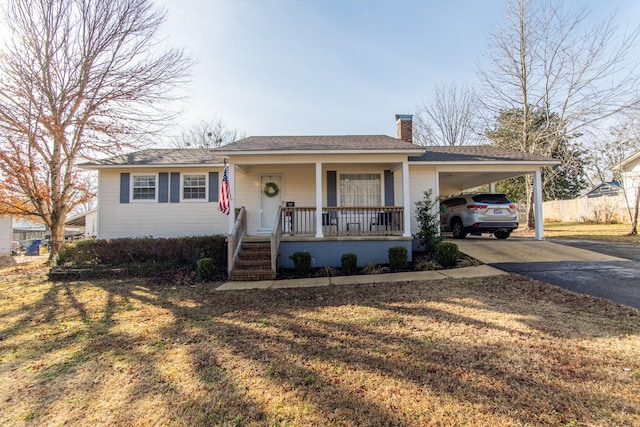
top-left (270, 206), bottom-right (283, 278)
top-left (228, 206), bottom-right (247, 274)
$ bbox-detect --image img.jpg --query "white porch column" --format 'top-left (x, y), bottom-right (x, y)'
top-left (533, 169), bottom-right (544, 240)
top-left (490, 182), bottom-right (496, 193)
top-left (402, 161), bottom-right (411, 237)
top-left (315, 162), bottom-right (323, 238)
top-left (228, 162), bottom-right (236, 234)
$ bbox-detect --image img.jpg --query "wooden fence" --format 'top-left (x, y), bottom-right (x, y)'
top-left (543, 194), bottom-right (632, 223)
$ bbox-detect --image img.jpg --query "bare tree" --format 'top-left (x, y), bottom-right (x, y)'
top-left (584, 123), bottom-right (640, 186)
top-left (170, 117), bottom-right (243, 149)
top-left (479, 0), bottom-right (640, 228)
top-left (610, 121), bottom-right (640, 235)
top-left (414, 82), bottom-right (481, 146)
top-left (629, 184), bottom-right (639, 235)
top-left (582, 117), bottom-right (640, 234)
top-left (0, 0), bottom-right (191, 255)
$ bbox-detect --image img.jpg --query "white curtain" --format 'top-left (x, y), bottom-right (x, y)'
top-left (340, 173), bottom-right (381, 206)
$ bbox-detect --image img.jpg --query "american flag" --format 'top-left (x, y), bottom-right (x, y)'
top-left (219, 160), bottom-right (231, 215)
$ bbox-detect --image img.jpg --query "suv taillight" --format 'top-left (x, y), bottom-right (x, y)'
top-left (509, 204), bottom-right (516, 209)
top-left (467, 204), bottom-right (488, 209)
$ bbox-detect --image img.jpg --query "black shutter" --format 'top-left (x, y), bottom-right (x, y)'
top-left (209, 172), bottom-right (219, 202)
top-left (158, 172), bottom-right (169, 203)
top-left (170, 172), bottom-right (180, 203)
top-left (120, 173), bottom-right (130, 203)
top-left (384, 170), bottom-right (394, 206)
top-left (326, 171), bottom-right (337, 207)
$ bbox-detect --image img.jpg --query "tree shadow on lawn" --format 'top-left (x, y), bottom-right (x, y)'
top-left (0, 278), bottom-right (267, 426)
top-left (192, 278), bottom-right (639, 425)
top-left (2, 273), bottom-right (639, 426)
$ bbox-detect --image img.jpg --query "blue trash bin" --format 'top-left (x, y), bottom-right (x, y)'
top-left (27, 239), bottom-right (41, 256)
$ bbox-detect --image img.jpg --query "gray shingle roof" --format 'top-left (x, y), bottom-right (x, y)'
top-left (409, 145), bottom-right (556, 162)
top-left (217, 135), bottom-right (424, 151)
top-left (81, 142), bottom-right (557, 167)
top-left (81, 149), bottom-right (222, 166)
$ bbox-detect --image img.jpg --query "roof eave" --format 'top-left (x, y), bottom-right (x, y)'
top-left (79, 163), bottom-right (223, 170)
top-left (615, 150), bottom-right (640, 170)
top-left (409, 160), bottom-right (560, 166)
top-left (214, 149), bottom-right (426, 156)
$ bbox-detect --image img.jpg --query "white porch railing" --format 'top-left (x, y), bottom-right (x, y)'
top-left (280, 206), bottom-right (404, 236)
top-left (227, 206), bottom-right (246, 273)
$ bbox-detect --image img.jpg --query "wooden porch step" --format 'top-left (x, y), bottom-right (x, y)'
top-left (241, 240), bottom-right (270, 246)
top-left (236, 258), bottom-right (271, 268)
top-left (239, 242), bottom-right (270, 253)
top-left (229, 269), bottom-right (273, 281)
top-left (238, 250), bottom-right (270, 257)
top-left (230, 239), bottom-right (274, 281)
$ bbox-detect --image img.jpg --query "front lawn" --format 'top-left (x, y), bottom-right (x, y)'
top-left (1, 266), bottom-right (639, 426)
top-left (516, 222), bottom-right (640, 243)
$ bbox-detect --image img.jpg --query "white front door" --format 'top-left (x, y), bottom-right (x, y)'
top-left (259, 174), bottom-right (283, 231)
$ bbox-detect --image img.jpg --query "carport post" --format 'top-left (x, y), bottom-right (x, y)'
top-left (533, 170), bottom-right (544, 240)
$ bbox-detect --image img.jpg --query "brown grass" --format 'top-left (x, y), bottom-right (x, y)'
top-left (515, 222), bottom-right (640, 243)
top-left (1, 266), bottom-right (639, 426)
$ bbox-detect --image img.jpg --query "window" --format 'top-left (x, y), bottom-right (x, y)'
top-left (183, 174), bottom-right (206, 200)
top-left (472, 194), bottom-right (512, 204)
top-left (132, 175), bottom-right (156, 200)
top-left (442, 198), bottom-right (466, 208)
top-left (339, 173), bottom-right (381, 207)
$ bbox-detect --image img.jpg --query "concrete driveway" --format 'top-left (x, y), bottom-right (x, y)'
top-left (454, 236), bottom-right (640, 310)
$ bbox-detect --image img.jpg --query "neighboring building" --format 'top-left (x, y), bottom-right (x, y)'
top-left (585, 181), bottom-right (621, 198)
top-left (0, 216), bottom-right (11, 256)
top-left (81, 115), bottom-right (557, 278)
top-left (619, 150), bottom-right (640, 201)
top-left (12, 218), bottom-right (47, 242)
top-left (65, 209), bottom-right (98, 237)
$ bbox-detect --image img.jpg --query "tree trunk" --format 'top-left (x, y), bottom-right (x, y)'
top-left (630, 186), bottom-right (639, 236)
top-left (49, 219), bottom-right (66, 260)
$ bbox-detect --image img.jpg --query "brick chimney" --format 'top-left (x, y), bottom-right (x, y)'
top-left (396, 114), bottom-right (413, 143)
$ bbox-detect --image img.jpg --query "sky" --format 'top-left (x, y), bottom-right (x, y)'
top-left (156, 0), bottom-right (640, 139)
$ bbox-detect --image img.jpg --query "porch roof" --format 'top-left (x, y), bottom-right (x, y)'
top-left (409, 145), bottom-right (558, 164)
top-left (214, 135), bottom-right (425, 154)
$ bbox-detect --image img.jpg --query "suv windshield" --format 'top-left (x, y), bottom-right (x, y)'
top-left (471, 194), bottom-right (512, 204)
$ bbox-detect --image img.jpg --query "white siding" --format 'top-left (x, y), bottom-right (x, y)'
top-left (98, 161), bottom-right (427, 238)
top-left (85, 210), bottom-right (98, 236)
top-left (623, 158), bottom-right (640, 200)
top-left (0, 216), bottom-right (12, 255)
top-left (98, 169), bottom-right (227, 239)
top-left (233, 164), bottom-right (398, 234)
top-left (393, 168), bottom-right (403, 206)
top-left (409, 166), bottom-right (438, 235)
top-left (234, 164), bottom-right (318, 234)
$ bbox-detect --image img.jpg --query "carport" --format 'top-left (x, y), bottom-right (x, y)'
top-left (409, 146), bottom-right (559, 240)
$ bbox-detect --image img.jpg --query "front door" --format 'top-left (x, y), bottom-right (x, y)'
top-left (259, 174), bottom-right (283, 232)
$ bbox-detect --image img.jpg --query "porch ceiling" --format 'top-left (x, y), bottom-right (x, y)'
top-left (439, 171), bottom-right (527, 196)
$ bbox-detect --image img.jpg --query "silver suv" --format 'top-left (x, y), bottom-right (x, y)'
top-left (440, 193), bottom-right (518, 239)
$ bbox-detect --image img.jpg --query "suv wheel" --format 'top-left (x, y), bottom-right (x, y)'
top-left (451, 219), bottom-right (467, 239)
top-left (494, 231), bottom-right (510, 239)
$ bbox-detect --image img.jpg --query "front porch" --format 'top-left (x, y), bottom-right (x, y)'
top-left (277, 206), bottom-right (411, 270)
top-left (220, 149), bottom-right (417, 280)
top-left (227, 206), bottom-right (411, 280)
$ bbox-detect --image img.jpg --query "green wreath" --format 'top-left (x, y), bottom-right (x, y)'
top-left (263, 182), bottom-right (280, 198)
